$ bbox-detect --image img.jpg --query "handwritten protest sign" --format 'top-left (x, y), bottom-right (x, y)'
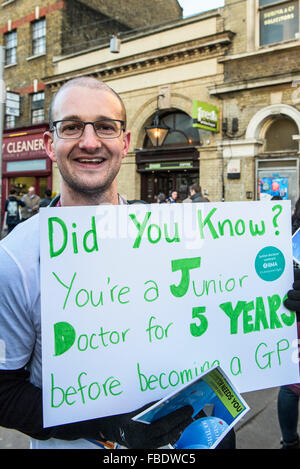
top-left (40, 201), bottom-right (299, 427)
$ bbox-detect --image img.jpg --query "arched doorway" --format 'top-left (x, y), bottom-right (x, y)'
top-left (136, 110), bottom-right (203, 202)
top-left (246, 105), bottom-right (300, 206)
top-left (264, 116), bottom-right (298, 152)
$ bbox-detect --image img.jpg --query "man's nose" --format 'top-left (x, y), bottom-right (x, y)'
top-left (78, 123), bottom-right (101, 151)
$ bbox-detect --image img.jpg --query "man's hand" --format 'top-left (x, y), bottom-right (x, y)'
top-left (284, 268), bottom-right (300, 315)
top-left (98, 404), bottom-right (194, 449)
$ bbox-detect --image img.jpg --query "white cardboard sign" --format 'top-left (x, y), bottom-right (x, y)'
top-left (40, 201), bottom-right (299, 427)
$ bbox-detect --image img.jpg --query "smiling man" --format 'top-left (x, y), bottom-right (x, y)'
top-left (44, 78), bottom-right (130, 206)
top-left (0, 77), bottom-right (194, 450)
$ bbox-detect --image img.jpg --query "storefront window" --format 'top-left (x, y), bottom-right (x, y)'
top-left (259, 0), bottom-right (299, 46)
top-left (9, 176), bottom-right (49, 198)
top-left (141, 171), bottom-right (199, 203)
top-left (257, 159), bottom-right (298, 205)
top-left (6, 159), bottom-right (47, 172)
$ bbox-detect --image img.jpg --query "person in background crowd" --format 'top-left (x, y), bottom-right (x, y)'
top-left (156, 192), bottom-right (167, 203)
top-left (20, 186), bottom-right (40, 220)
top-left (277, 195), bottom-right (300, 449)
top-left (279, 272), bottom-right (300, 449)
top-left (277, 331), bottom-right (300, 449)
top-left (189, 183), bottom-right (209, 203)
top-left (3, 189), bottom-right (25, 234)
top-left (292, 197), bottom-right (300, 234)
top-left (39, 189), bottom-right (53, 208)
top-left (167, 190), bottom-right (178, 203)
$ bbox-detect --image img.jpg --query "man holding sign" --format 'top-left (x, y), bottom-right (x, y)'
top-left (0, 78), bottom-right (193, 449)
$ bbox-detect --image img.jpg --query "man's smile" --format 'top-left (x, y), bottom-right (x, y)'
top-left (72, 155), bottom-right (106, 168)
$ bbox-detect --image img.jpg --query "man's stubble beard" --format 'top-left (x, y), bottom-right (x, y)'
top-left (58, 161), bottom-right (120, 202)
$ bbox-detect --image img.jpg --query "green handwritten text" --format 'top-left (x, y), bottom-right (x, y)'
top-left (48, 216), bottom-right (99, 258)
top-left (220, 295), bottom-right (296, 334)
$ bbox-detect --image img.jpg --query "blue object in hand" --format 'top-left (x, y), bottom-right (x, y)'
top-left (174, 416), bottom-right (228, 449)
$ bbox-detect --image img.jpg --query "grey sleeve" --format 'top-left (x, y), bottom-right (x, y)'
top-left (0, 245), bottom-right (36, 371)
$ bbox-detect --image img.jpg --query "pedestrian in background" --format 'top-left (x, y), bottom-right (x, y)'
top-left (39, 189), bottom-right (53, 208)
top-left (3, 189), bottom-right (25, 234)
top-left (189, 183), bottom-right (209, 203)
top-left (167, 190), bottom-right (178, 203)
top-left (21, 186), bottom-right (40, 220)
top-left (156, 192), bottom-right (167, 203)
top-left (292, 197), bottom-right (300, 234)
top-left (277, 293), bottom-right (300, 449)
top-left (277, 196), bottom-right (300, 449)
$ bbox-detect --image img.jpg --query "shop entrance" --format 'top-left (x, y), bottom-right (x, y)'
top-left (8, 176), bottom-right (49, 198)
top-left (141, 170), bottom-right (199, 203)
top-left (137, 146), bottom-right (200, 203)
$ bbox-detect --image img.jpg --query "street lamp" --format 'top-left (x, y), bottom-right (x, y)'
top-left (145, 94), bottom-right (169, 147)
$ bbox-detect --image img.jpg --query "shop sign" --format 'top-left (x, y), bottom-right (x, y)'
top-left (2, 132), bottom-right (45, 160)
top-left (145, 161), bottom-right (193, 171)
top-left (192, 101), bottom-right (219, 133)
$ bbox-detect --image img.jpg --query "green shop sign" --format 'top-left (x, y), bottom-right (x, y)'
top-left (193, 101), bottom-right (219, 133)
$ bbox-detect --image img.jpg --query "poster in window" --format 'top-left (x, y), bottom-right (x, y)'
top-left (258, 176), bottom-right (288, 200)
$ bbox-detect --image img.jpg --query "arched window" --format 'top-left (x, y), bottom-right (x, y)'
top-left (143, 110), bottom-right (201, 148)
top-left (264, 116), bottom-right (298, 152)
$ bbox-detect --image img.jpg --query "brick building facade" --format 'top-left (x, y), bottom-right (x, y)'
top-left (43, 10), bottom-right (230, 202)
top-left (0, 0), bottom-right (181, 209)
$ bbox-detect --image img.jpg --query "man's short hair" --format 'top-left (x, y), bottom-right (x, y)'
top-left (189, 183), bottom-right (201, 193)
top-left (48, 76), bottom-right (127, 128)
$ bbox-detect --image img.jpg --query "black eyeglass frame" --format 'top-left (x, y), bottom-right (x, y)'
top-left (50, 119), bottom-right (126, 139)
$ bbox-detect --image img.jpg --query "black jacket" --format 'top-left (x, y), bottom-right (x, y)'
top-left (190, 193), bottom-right (209, 203)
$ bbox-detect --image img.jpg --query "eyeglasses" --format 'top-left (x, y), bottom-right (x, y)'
top-left (51, 119), bottom-right (125, 139)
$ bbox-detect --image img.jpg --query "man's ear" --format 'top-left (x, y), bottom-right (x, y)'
top-left (43, 131), bottom-right (56, 162)
top-left (121, 130), bottom-right (131, 159)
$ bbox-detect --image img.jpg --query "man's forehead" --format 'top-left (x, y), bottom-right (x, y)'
top-left (53, 85), bottom-right (121, 117)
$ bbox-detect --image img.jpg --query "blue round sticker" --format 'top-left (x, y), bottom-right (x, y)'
top-left (255, 246), bottom-right (285, 281)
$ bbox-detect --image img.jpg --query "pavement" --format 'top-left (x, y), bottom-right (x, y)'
top-left (235, 387), bottom-right (286, 449)
top-left (0, 386), bottom-right (298, 450)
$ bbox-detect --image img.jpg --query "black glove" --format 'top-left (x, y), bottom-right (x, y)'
top-left (0, 368), bottom-right (193, 446)
top-left (98, 403), bottom-right (194, 449)
top-left (284, 268), bottom-right (300, 316)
